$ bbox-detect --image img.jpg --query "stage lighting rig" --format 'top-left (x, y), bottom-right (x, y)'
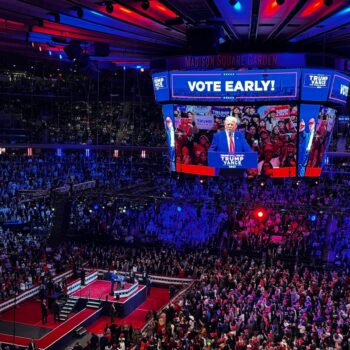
top-left (70, 6), bottom-right (84, 18)
top-left (141, 0), bottom-right (150, 10)
top-left (253, 208), bottom-right (267, 221)
top-left (105, 0), bottom-right (114, 13)
top-left (276, 0), bottom-right (285, 5)
top-left (324, 0), bottom-right (333, 6)
top-left (228, 0), bottom-right (238, 5)
top-left (77, 7), bottom-right (84, 18)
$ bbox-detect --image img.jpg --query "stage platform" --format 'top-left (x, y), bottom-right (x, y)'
top-left (73, 280), bottom-right (147, 317)
top-left (0, 281), bottom-right (145, 349)
top-left (0, 308), bottom-right (100, 349)
top-left (0, 320), bottom-right (51, 339)
top-left (0, 272), bottom-right (185, 349)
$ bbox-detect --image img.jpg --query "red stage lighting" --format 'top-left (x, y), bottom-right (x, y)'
top-left (254, 208), bottom-right (267, 220)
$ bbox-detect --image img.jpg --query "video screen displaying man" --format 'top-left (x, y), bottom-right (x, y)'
top-left (164, 116), bottom-right (176, 171)
top-left (298, 105), bottom-right (336, 177)
top-left (209, 116), bottom-right (251, 153)
top-left (173, 104), bottom-right (298, 178)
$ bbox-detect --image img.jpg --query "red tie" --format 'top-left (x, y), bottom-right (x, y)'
top-left (229, 135), bottom-right (235, 152)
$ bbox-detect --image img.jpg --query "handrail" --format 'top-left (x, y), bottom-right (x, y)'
top-left (141, 280), bottom-right (195, 336)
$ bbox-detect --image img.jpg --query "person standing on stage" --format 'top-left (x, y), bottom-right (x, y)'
top-left (80, 267), bottom-right (86, 286)
top-left (41, 300), bottom-right (48, 324)
top-left (28, 339), bottom-right (36, 350)
top-left (53, 299), bottom-right (60, 322)
top-left (110, 270), bottom-right (117, 295)
top-left (110, 302), bottom-right (117, 324)
top-left (146, 276), bottom-right (152, 297)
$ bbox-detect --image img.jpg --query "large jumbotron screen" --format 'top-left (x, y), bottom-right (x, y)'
top-left (163, 104), bottom-right (298, 178)
top-left (154, 68), bottom-right (349, 177)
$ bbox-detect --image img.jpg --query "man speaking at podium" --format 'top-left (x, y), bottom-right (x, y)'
top-left (209, 116), bottom-right (251, 153)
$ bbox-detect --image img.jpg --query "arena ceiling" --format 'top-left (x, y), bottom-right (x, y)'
top-left (0, 0), bottom-right (350, 68)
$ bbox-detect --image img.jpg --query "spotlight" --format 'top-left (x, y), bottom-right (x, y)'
top-left (310, 214), bottom-right (317, 222)
top-left (141, 0), bottom-right (150, 10)
top-left (253, 208), bottom-right (267, 221)
top-left (276, 0), bottom-right (285, 5)
top-left (229, 0), bottom-right (238, 5)
top-left (105, 1), bottom-right (114, 13)
top-left (324, 0), bottom-right (333, 6)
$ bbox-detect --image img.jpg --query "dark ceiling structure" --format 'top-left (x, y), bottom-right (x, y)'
top-left (0, 0), bottom-right (350, 68)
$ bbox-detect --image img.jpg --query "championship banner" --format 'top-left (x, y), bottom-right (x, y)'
top-left (208, 152), bottom-right (258, 169)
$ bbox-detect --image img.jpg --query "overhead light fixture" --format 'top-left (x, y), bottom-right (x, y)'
top-left (165, 17), bottom-right (184, 26)
top-left (105, 1), bottom-right (114, 13)
top-left (276, 0), bottom-right (285, 5)
top-left (54, 13), bottom-right (60, 23)
top-left (231, 0), bottom-right (242, 11)
top-left (324, 0), bottom-right (333, 6)
top-left (141, 0), bottom-right (150, 10)
top-left (229, 0), bottom-right (238, 5)
top-left (77, 7), bottom-right (84, 18)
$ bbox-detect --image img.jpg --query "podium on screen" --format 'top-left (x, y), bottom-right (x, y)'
top-left (208, 151), bottom-right (258, 169)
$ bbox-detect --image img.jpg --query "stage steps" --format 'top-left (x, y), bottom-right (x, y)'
top-left (59, 296), bottom-right (79, 321)
top-left (86, 299), bottom-right (101, 309)
top-left (74, 326), bottom-right (87, 337)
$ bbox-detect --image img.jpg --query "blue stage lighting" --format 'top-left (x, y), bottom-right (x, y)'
top-left (310, 214), bottom-right (317, 222)
top-left (91, 10), bottom-right (104, 17)
top-left (233, 1), bottom-right (242, 11)
top-left (177, 206), bottom-right (182, 212)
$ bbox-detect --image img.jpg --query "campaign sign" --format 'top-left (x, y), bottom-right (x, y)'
top-left (170, 70), bottom-right (299, 102)
top-left (301, 70), bottom-right (332, 102)
top-left (152, 72), bottom-right (170, 102)
top-left (194, 115), bottom-right (214, 130)
top-left (304, 73), bottom-right (331, 89)
top-left (208, 152), bottom-right (258, 169)
top-left (329, 74), bottom-right (350, 105)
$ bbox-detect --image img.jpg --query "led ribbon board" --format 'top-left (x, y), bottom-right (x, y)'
top-left (152, 72), bottom-right (170, 102)
top-left (302, 69), bottom-right (333, 102)
top-left (329, 74), bottom-right (350, 105)
top-left (170, 70), bottom-right (299, 102)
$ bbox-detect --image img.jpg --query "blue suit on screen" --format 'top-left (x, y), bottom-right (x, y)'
top-left (299, 130), bottom-right (314, 176)
top-left (209, 130), bottom-right (251, 153)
